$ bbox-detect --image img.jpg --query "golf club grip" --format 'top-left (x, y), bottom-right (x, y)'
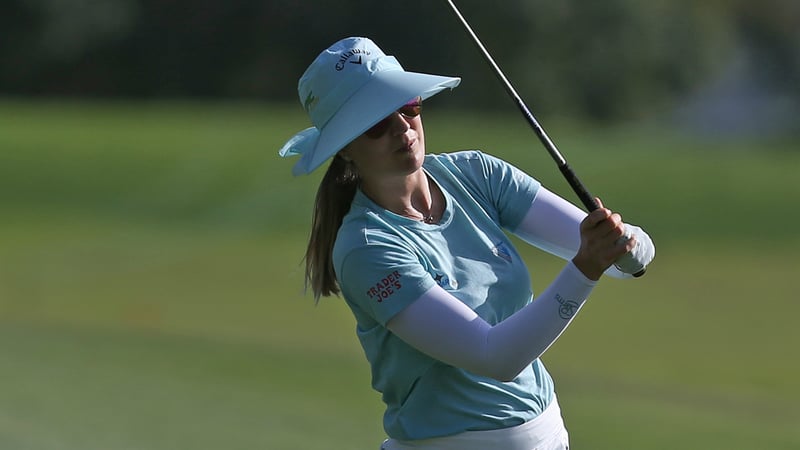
top-left (558, 163), bottom-right (599, 212)
top-left (560, 164), bottom-right (646, 278)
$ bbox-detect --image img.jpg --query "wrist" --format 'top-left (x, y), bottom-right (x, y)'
top-left (571, 255), bottom-right (603, 281)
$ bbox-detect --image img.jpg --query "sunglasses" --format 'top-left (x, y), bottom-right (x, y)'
top-left (364, 97), bottom-right (423, 139)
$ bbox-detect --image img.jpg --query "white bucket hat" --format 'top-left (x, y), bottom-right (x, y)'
top-left (278, 37), bottom-right (461, 175)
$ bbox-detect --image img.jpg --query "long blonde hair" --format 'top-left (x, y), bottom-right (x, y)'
top-left (304, 154), bottom-right (360, 301)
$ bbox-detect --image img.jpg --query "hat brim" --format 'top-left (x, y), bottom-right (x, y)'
top-left (291, 70), bottom-right (460, 175)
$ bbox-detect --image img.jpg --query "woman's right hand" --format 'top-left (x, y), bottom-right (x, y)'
top-left (571, 198), bottom-right (635, 280)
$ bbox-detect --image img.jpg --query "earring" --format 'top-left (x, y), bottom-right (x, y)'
top-left (344, 158), bottom-right (357, 176)
top-left (336, 154), bottom-right (358, 183)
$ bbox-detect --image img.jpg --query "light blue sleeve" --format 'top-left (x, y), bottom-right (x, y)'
top-left (446, 151), bottom-right (541, 230)
top-left (336, 239), bottom-right (437, 326)
top-left (481, 153), bottom-right (541, 229)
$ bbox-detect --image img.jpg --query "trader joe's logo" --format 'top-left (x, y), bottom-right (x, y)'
top-left (366, 271), bottom-right (402, 302)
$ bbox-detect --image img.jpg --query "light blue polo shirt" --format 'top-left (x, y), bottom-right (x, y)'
top-left (333, 150), bottom-right (552, 441)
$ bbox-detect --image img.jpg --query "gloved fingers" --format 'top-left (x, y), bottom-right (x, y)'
top-left (613, 224), bottom-right (655, 274)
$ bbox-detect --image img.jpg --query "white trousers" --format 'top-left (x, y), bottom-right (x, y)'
top-left (380, 397), bottom-right (569, 450)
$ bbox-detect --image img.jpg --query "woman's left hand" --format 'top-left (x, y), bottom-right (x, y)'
top-left (613, 224), bottom-right (655, 275)
top-left (571, 198), bottom-right (635, 280)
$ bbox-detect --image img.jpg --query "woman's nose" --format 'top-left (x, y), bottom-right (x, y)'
top-left (389, 112), bottom-right (411, 135)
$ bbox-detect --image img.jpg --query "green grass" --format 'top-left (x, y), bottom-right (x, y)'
top-left (0, 99), bottom-right (798, 449)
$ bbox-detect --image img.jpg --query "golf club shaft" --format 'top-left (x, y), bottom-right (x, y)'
top-left (446, 0), bottom-right (645, 277)
top-left (445, 0), bottom-right (599, 213)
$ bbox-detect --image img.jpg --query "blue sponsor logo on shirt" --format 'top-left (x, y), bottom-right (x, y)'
top-left (491, 242), bottom-right (513, 263)
top-left (433, 273), bottom-right (458, 290)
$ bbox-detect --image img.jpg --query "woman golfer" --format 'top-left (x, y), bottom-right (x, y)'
top-left (279, 37), bottom-right (655, 450)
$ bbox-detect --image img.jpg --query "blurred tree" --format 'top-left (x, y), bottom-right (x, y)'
top-left (0, 0), bottom-right (140, 94)
top-left (470, 0), bottom-right (735, 119)
top-left (733, 0), bottom-right (800, 92)
top-left (0, 0), bottom-right (796, 125)
top-left (671, 0), bottom-right (800, 135)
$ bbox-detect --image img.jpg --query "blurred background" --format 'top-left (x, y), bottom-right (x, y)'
top-left (4, 0), bottom-right (800, 131)
top-left (1, 1), bottom-right (798, 449)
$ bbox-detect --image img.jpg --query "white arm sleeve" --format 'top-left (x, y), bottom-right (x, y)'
top-left (513, 187), bottom-right (584, 260)
top-left (514, 187), bottom-right (637, 279)
top-left (387, 261), bottom-right (596, 382)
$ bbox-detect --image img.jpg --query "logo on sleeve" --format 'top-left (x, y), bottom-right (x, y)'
top-left (555, 293), bottom-right (580, 319)
top-left (366, 271), bottom-right (402, 303)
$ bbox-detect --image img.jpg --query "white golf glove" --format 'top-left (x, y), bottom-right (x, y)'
top-left (613, 224), bottom-right (655, 275)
